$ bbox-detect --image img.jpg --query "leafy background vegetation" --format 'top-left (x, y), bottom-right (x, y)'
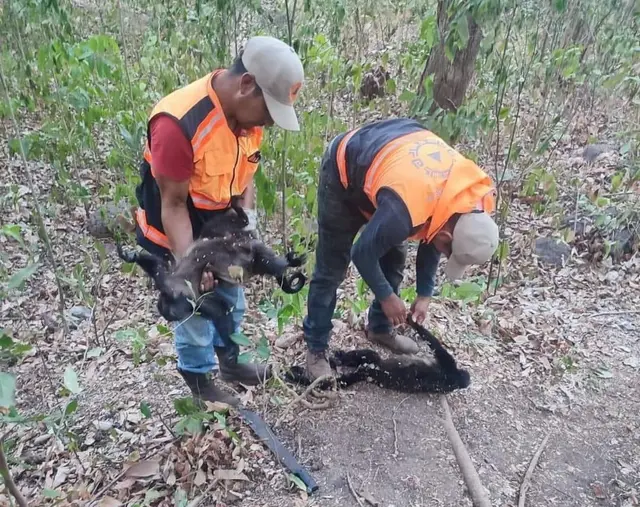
top-left (0, 0), bottom-right (639, 505)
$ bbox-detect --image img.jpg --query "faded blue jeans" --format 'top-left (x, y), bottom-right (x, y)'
top-left (302, 138), bottom-right (407, 352)
top-left (173, 283), bottom-right (246, 374)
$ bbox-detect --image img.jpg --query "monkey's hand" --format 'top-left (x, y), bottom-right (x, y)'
top-left (116, 242), bottom-right (137, 264)
top-left (278, 271), bottom-right (306, 294)
top-left (285, 251), bottom-right (307, 268)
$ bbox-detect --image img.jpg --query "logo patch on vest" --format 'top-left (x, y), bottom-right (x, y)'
top-left (248, 151), bottom-right (261, 164)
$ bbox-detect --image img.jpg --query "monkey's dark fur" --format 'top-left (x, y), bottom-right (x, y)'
top-left (117, 205), bottom-right (306, 323)
top-left (285, 317), bottom-right (470, 394)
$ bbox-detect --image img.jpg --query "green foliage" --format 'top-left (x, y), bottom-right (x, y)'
top-left (0, 372), bottom-right (17, 408)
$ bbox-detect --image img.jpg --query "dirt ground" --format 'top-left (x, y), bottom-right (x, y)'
top-left (2, 84), bottom-right (640, 507)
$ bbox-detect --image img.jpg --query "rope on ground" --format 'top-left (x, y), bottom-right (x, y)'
top-left (518, 432), bottom-right (551, 507)
top-left (271, 364), bottom-right (338, 427)
top-left (439, 395), bottom-right (491, 507)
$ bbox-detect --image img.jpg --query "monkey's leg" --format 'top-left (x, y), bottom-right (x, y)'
top-left (333, 349), bottom-right (382, 368)
top-left (250, 242), bottom-right (290, 277)
top-left (117, 245), bottom-right (168, 290)
top-left (251, 242), bottom-right (307, 293)
top-left (335, 367), bottom-right (372, 388)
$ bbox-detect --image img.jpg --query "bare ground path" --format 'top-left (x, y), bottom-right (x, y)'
top-left (255, 309), bottom-right (639, 507)
top-left (2, 98), bottom-right (640, 506)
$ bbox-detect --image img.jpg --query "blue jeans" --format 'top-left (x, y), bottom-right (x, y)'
top-left (173, 283), bottom-right (246, 374)
top-left (302, 140), bottom-right (407, 352)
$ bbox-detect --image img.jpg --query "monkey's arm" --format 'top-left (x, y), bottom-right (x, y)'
top-left (250, 242), bottom-right (307, 294)
top-left (117, 244), bottom-right (168, 291)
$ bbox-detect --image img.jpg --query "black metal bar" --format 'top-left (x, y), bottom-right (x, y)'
top-left (238, 407), bottom-right (319, 494)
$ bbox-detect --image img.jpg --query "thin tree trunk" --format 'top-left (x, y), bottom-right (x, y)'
top-left (418, 0), bottom-right (484, 113)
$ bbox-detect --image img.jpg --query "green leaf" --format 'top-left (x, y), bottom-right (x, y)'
top-left (63, 366), bottom-right (81, 395)
top-left (237, 351), bottom-right (254, 364)
top-left (0, 334), bottom-right (14, 349)
top-left (42, 488), bottom-right (63, 499)
top-left (0, 224), bottom-right (24, 246)
top-left (385, 78), bottom-right (396, 94)
top-left (230, 332), bottom-right (252, 347)
top-left (184, 416), bottom-right (202, 435)
top-left (553, 0), bottom-right (567, 12)
top-left (173, 488), bottom-right (188, 507)
top-left (8, 263), bottom-right (40, 290)
top-left (8, 137), bottom-right (31, 158)
top-left (144, 489), bottom-right (163, 503)
top-left (174, 397), bottom-right (199, 416)
top-left (0, 372), bottom-right (17, 408)
top-left (86, 347), bottom-right (104, 358)
top-left (288, 473), bottom-right (307, 492)
top-left (498, 106), bottom-right (509, 120)
top-left (456, 16), bottom-right (469, 48)
top-left (611, 172), bottom-right (624, 191)
top-left (65, 399), bottom-right (78, 415)
top-left (140, 401), bottom-right (152, 418)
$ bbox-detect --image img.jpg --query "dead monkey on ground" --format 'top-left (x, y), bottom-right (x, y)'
top-left (285, 316), bottom-right (471, 394)
top-left (117, 205), bottom-right (307, 323)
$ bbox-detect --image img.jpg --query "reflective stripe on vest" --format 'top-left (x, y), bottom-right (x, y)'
top-left (336, 129), bottom-right (360, 189)
top-left (135, 208), bottom-right (171, 250)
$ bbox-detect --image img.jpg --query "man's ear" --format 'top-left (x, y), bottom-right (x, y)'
top-left (433, 229), bottom-right (453, 243)
top-left (239, 73), bottom-right (258, 96)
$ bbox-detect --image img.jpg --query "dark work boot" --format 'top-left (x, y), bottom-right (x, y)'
top-left (215, 347), bottom-right (271, 386)
top-left (178, 368), bottom-right (239, 407)
top-left (306, 349), bottom-right (334, 381)
top-left (366, 328), bottom-right (419, 354)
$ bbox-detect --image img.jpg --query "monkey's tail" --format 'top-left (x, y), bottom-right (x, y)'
top-left (406, 316), bottom-right (471, 389)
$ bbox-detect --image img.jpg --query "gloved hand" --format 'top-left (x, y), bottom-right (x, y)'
top-left (242, 208), bottom-right (261, 239)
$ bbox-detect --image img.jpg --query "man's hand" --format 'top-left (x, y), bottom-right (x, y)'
top-left (200, 268), bottom-right (218, 293)
top-left (380, 293), bottom-right (407, 326)
top-left (410, 296), bottom-right (430, 325)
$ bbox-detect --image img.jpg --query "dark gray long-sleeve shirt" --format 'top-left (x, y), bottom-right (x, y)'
top-left (350, 188), bottom-right (441, 301)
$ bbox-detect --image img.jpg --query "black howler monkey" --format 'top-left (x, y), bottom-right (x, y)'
top-left (117, 205), bottom-right (307, 323)
top-left (285, 316), bottom-right (470, 394)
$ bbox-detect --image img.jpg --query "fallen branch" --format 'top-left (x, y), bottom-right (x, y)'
top-left (589, 310), bottom-right (640, 318)
top-left (392, 396), bottom-right (411, 458)
top-left (186, 478), bottom-right (220, 507)
top-left (518, 432), bottom-right (551, 507)
top-left (346, 472), bottom-right (365, 507)
top-left (0, 440), bottom-right (28, 507)
top-left (439, 396), bottom-right (491, 507)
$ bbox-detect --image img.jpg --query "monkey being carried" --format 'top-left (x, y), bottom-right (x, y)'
top-left (117, 205), bottom-right (307, 324)
top-left (285, 316), bottom-right (470, 394)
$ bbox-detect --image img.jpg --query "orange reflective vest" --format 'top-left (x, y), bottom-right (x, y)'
top-left (334, 119), bottom-right (496, 242)
top-left (134, 70), bottom-right (263, 255)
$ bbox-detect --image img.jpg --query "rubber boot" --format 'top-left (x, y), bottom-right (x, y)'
top-left (177, 368), bottom-right (239, 407)
top-left (215, 347), bottom-right (271, 385)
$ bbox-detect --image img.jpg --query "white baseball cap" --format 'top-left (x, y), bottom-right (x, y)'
top-left (444, 212), bottom-right (500, 281)
top-left (241, 36), bottom-right (305, 131)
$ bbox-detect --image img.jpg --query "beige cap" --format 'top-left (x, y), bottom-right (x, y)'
top-left (241, 36), bottom-right (304, 131)
top-left (444, 212), bottom-right (500, 281)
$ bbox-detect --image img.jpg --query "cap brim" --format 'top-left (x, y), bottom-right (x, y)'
top-left (444, 256), bottom-right (468, 282)
top-left (264, 92), bottom-right (300, 131)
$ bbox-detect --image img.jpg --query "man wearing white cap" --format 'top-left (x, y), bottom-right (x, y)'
top-left (133, 36), bottom-right (304, 404)
top-left (302, 118), bottom-right (499, 380)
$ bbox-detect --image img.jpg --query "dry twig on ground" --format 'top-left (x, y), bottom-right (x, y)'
top-left (518, 432), bottom-right (551, 507)
top-left (439, 395), bottom-right (491, 507)
top-left (346, 472), bottom-right (365, 507)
